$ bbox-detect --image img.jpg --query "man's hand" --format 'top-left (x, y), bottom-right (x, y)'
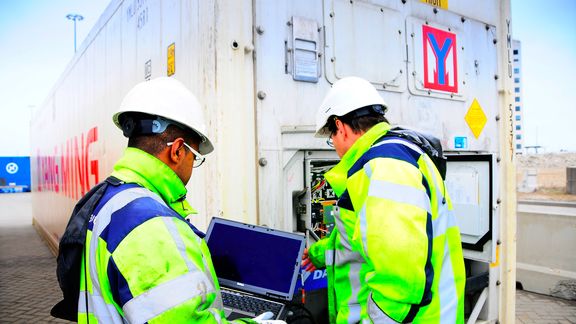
top-left (301, 247), bottom-right (316, 272)
top-left (253, 311), bottom-right (286, 324)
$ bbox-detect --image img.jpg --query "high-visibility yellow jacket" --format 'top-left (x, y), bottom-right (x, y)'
top-left (308, 122), bottom-right (465, 323)
top-left (78, 147), bottom-right (252, 323)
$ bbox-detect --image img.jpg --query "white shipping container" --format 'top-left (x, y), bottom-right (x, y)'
top-left (31, 0), bottom-right (516, 322)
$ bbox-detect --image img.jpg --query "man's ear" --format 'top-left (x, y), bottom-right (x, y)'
top-left (335, 119), bottom-right (349, 139)
top-left (168, 139), bottom-right (184, 163)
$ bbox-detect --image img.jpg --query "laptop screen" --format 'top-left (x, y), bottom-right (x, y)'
top-left (205, 217), bottom-right (305, 300)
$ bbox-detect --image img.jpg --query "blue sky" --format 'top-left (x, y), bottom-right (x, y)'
top-left (511, 0), bottom-right (576, 152)
top-left (0, 0), bottom-right (574, 155)
top-left (0, 0), bottom-right (110, 156)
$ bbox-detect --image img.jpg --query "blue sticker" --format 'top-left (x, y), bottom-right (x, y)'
top-left (454, 136), bottom-right (468, 149)
top-left (295, 268), bottom-right (328, 291)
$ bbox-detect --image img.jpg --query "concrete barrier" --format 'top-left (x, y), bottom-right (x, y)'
top-left (516, 205), bottom-right (576, 300)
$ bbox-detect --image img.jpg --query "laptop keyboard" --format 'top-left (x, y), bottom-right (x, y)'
top-left (221, 289), bottom-right (284, 318)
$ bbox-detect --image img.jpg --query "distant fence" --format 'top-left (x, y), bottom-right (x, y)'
top-left (517, 167), bottom-right (567, 193)
top-left (568, 167), bottom-right (576, 194)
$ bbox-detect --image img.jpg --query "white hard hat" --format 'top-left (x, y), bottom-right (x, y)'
top-left (113, 77), bottom-right (214, 155)
top-left (315, 76), bottom-right (387, 137)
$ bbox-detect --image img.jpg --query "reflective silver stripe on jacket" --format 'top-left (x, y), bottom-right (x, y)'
top-left (438, 239), bottom-right (458, 323)
top-left (208, 309), bottom-right (223, 323)
top-left (367, 292), bottom-right (400, 323)
top-left (368, 179), bottom-right (432, 214)
top-left (346, 262), bottom-right (363, 323)
top-left (372, 138), bottom-right (425, 155)
top-left (332, 249), bottom-right (364, 322)
top-left (424, 158), bottom-right (460, 321)
top-left (423, 158), bottom-right (457, 239)
top-left (122, 270), bottom-right (216, 324)
top-left (333, 207), bottom-right (353, 251)
top-left (162, 217), bottom-right (196, 272)
top-left (78, 291), bottom-right (125, 323)
top-left (325, 249), bottom-right (335, 266)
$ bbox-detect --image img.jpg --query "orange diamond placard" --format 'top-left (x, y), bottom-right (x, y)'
top-left (465, 99), bottom-right (487, 139)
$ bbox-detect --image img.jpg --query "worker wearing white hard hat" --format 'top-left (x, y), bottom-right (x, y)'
top-left (302, 76), bottom-right (465, 323)
top-left (71, 77), bottom-right (281, 323)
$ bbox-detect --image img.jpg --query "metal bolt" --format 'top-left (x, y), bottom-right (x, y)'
top-left (331, 57), bottom-right (335, 62)
top-left (381, 8), bottom-right (384, 12)
top-left (497, 198), bottom-right (502, 204)
top-left (497, 239), bottom-right (502, 245)
top-left (400, 69), bottom-right (403, 74)
top-left (461, 17), bottom-right (466, 23)
top-left (411, 32), bottom-right (415, 38)
top-left (493, 39), bottom-right (498, 44)
top-left (318, 52), bottom-right (322, 57)
top-left (494, 74), bottom-right (499, 80)
top-left (496, 280), bottom-right (501, 286)
top-left (257, 91), bottom-right (266, 100)
top-left (398, 30), bottom-right (402, 34)
top-left (350, 0), bottom-right (353, 3)
top-left (258, 158), bottom-right (268, 166)
top-left (450, 93), bottom-right (454, 98)
top-left (231, 40), bottom-right (239, 50)
top-left (497, 157), bottom-right (501, 163)
top-left (485, 25), bottom-right (490, 31)
top-left (256, 25), bottom-right (265, 35)
top-left (462, 46), bottom-right (465, 51)
top-left (401, 0), bottom-right (406, 3)
top-left (433, 8), bottom-right (438, 14)
top-left (329, 12), bottom-right (334, 18)
top-left (287, 21), bottom-right (292, 26)
top-left (495, 115), bottom-right (500, 121)
top-left (244, 44), bottom-right (254, 53)
top-left (412, 71), bottom-right (416, 76)
top-left (382, 84), bottom-right (386, 89)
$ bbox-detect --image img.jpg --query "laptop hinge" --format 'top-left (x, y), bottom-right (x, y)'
top-left (265, 292), bottom-right (286, 300)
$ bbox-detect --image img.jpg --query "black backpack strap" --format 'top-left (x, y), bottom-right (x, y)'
top-left (383, 127), bottom-right (447, 180)
top-left (105, 175), bottom-right (123, 187)
top-left (51, 176), bottom-right (121, 321)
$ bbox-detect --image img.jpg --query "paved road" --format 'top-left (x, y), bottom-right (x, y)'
top-left (0, 193), bottom-right (68, 323)
top-left (518, 201), bottom-right (576, 217)
top-left (1, 193), bottom-right (575, 323)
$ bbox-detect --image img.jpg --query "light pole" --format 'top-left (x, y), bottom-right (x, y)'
top-left (66, 14), bottom-right (84, 53)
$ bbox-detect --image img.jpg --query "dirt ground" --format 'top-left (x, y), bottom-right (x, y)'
top-left (516, 153), bottom-right (576, 201)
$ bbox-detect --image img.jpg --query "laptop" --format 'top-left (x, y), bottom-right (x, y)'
top-left (205, 217), bottom-right (306, 320)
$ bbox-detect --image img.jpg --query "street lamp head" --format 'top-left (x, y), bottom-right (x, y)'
top-left (66, 14), bottom-right (84, 21)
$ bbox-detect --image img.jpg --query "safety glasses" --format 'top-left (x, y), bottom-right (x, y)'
top-left (326, 136), bottom-right (334, 148)
top-left (167, 141), bottom-right (206, 168)
top-left (326, 116), bottom-right (338, 148)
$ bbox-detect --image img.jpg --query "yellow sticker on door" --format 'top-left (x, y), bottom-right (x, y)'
top-left (167, 43), bottom-right (175, 77)
top-left (465, 99), bottom-right (487, 139)
top-left (421, 0), bottom-right (448, 10)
